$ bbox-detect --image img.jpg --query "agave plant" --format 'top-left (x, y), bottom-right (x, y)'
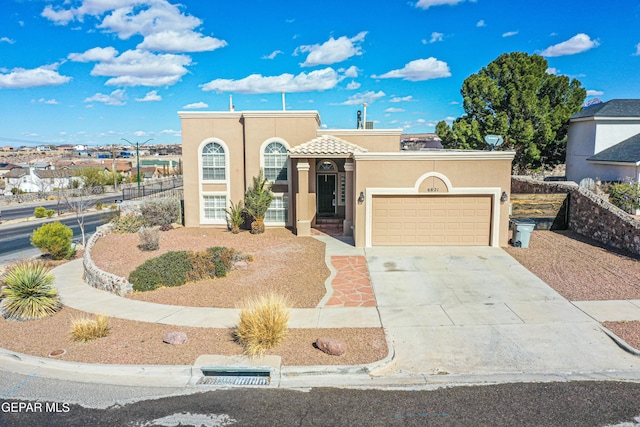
top-left (244, 170), bottom-right (274, 234)
top-left (224, 199), bottom-right (245, 234)
top-left (0, 261), bottom-right (61, 321)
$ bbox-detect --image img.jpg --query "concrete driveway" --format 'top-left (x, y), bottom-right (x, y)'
top-left (365, 246), bottom-right (640, 378)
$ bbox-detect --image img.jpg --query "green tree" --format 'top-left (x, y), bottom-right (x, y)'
top-left (30, 221), bottom-right (74, 260)
top-left (76, 167), bottom-right (111, 188)
top-left (244, 170), bottom-right (273, 234)
top-left (436, 52), bottom-right (586, 173)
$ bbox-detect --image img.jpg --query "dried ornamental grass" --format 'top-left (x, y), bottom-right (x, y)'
top-left (0, 261), bottom-right (61, 321)
top-left (235, 293), bottom-right (290, 357)
top-left (70, 314), bottom-right (110, 342)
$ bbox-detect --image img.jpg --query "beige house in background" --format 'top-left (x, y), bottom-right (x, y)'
top-left (179, 109), bottom-right (515, 248)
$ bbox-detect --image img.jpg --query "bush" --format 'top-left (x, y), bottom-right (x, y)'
top-left (609, 182), bottom-right (640, 214)
top-left (140, 198), bottom-right (181, 227)
top-left (34, 206), bottom-right (47, 218)
top-left (138, 227), bottom-right (160, 251)
top-left (185, 250), bottom-right (222, 282)
top-left (111, 214), bottom-right (145, 233)
top-left (128, 251), bottom-right (191, 292)
top-left (95, 201), bottom-right (103, 210)
top-left (234, 293), bottom-right (290, 357)
top-left (0, 261), bottom-right (61, 321)
top-left (45, 209), bottom-right (55, 218)
top-left (159, 223), bottom-right (173, 232)
top-left (70, 314), bottom-right (110, 342)
top-left (30, 221), bottom-right (74, 260)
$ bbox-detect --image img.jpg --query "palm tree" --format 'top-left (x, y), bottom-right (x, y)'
top-left (244, 170), bottom-right (274, 234)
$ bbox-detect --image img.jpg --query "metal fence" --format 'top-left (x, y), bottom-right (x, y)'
top-left (122, 176), bottom-right (183, 201)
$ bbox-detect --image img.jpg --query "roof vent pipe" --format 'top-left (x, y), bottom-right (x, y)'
top-left (282, 91), bottom-right (286, 111)
top-left (229, 95), bottom-right (234, 111)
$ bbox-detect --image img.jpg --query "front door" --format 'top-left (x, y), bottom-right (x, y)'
top-left (317, 174), bottom-right (336, 215)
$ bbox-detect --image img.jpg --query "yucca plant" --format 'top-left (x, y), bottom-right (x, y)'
top-left (244, 170), bottom-right (274, 234)
top-left (234, 293), bottom-right (290, 357)
top-left (0, 261), bottom-right (61, 321)
top-left (224, 199), bottom-right (245, 234)
top-left (70, 314), bottom-right (110, 342)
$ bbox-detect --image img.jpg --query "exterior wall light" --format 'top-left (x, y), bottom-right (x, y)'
top-left (501, 191), bottom-right (509, 203)
top-left (358, 191), bottom-right (365, 204)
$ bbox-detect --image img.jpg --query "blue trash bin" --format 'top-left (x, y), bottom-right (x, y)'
top-left (510, 219), bottom-right (535, 248)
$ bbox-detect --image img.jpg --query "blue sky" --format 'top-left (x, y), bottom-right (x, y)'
top-left (1, 0), bottom-right (640, 147)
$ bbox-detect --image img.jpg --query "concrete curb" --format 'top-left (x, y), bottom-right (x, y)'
top-left (600, 325), bottom-right (640, 356)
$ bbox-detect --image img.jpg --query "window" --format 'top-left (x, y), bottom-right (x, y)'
top-left (265, 195), bottom-right (288, 223)
top-left (264, 142), bottom-right (288, 182)
top-left (202, 142), bottom-right (225, 181)
top-left (203, 195), bottom-right (226, 221)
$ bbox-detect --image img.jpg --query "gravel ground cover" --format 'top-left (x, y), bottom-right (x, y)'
top-left (505, 230), bottom-right (640, 351)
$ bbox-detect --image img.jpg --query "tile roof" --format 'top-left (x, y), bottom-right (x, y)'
top-left (571, 99), bottom-right (640, 119)
top-left (587, 133), bottom-right (640, 164)
top-left (288, 134), bottom-right (368, 157)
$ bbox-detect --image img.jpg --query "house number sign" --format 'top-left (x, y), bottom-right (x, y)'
top-left (427, 188), bottom-right (440, 192)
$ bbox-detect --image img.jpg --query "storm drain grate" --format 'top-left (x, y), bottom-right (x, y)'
top-left (197, 367), bottom-right (271, 386)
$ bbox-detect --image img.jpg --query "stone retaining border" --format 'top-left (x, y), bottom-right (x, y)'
top-left (82, 223), bottom-right (133, 296)
top-left (512, 176), bottom-right (640, 256)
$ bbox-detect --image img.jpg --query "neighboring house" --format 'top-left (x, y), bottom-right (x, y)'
top-left (179, 109), bottom-right (515, 248)
top-left (566, 99), bottom-right (640, 184)
top-left (4, 167), bottom-right (77, 193)
top-left (0, 163), bottom-right (20, 179)
top-left (36, 145), bottom-right (52, 152)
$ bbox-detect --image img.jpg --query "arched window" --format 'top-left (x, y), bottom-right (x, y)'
top-left (264, 142), bottom-right (288, 182)
top-left (202, 142), bottom-right (225, 181)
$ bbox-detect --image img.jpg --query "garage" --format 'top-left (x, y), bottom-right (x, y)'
top-left (371, 195), bottom-right (492, 246)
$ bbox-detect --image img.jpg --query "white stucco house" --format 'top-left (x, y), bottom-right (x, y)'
top-left (566, 99), bottom-right (640, 184)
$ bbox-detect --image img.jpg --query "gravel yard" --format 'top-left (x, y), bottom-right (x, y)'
top-left (504, 230), bottom-right (640, 350)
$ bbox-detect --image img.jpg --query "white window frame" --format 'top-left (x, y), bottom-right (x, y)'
top-left (201, 193), bottom-right (228, 225)
top-left (260, 138), bottom-right (290, 185)
top-left (200, 139), bottom-right (228, 183)
top-left (265, 193), bottom-right (289, 225)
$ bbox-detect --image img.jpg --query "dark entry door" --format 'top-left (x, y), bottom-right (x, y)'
top-left (317, 174), bottom-right (336, 215)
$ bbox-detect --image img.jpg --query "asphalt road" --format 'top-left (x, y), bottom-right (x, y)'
top-left (0, 381), bottom-right (639, 426)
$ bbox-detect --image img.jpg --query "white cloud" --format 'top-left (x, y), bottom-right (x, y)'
top-left (33, 98), bottom-right (59, 105)
top-left (135, 90), bottom-right (162, 102)
top-left (385, 107), bottom-right (405, 113)
top-left (503, 31), bottom-right (518, 37)
top-left (43, 1), bottom-right (227, 54)
top-left (0, 37), bottom-right (15, 44)
top-left (297, 31), bottom-right (367, 67)
top-left (336, 90), bottom-right (385, 106)
top-left (476, 19), bottom-right (486, 27)
top-left (587, 89), bottom-right (604, 96)
top-left (346, 81), bottom-right (361, 90)
top-left (429, 32), bottom-right (444, 43)
top-left (183, 102), bottom-right (208, 109)
top-left (340, 65), bottom-right (359, 78)
top-left (262, 50), bottom-right (283, 60)
top-left (373, 58), bottom-right (451, 81)
top-left (415, 0), bottom-right (467, 9)
top-left (540, 33), bottom-right (600, 57)
top-left (633, 43), bottom-right (640, 56)
top-left (84, 89), bottom-right (127, 106)
top-left (546, 67), bottom-right (558, 75)
top-left (137, 31), bottom-right (227, 53)
top-left (0, 64), bottom-right (71, 89)
top-left (201, 67), bottom-right (342, 94)
top-left (70, 48), bottom-right (191, 87)
top-left (160, 129), bottom-right (181, 136)
top-left (390, 95), bottom-right (414, 103)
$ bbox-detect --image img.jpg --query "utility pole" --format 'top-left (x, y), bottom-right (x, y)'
top-left (121, 138), bottom-right (153, 191)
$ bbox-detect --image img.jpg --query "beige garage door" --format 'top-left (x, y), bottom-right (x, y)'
top-left (372, 195), bottom-right (492, 246)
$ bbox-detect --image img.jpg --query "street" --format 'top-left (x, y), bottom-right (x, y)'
top-left (0, 380), bottom-right (639, 426)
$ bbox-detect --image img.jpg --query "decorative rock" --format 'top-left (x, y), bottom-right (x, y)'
top-left (234, 260), bottom-right (249, 270)
top-left (163, 332), bottom-right (188, 345)
top-left (315, 337), bottom-right (347, 356)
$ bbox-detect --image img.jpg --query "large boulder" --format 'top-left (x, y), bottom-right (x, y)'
top-left (315, 337), bottom-right (347, 356)
top-left (163, 331), bottom-right (188, 345)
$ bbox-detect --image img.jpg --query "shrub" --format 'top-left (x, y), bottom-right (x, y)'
top-left (609, 182), bottom-right (640, 214)
top-left (185, 250), bottom-right (221, 282)
top-left (30, 221), bottom-right (74, 260)
top-left (34, 206), bottom-right (47, 218)
top-left (70, 314), bottom-right (110, 342)
top-left (128, 251), bottom-right (191, 292)
top-left (234, 293), bottom-right (290, 357)
top-left (95, 201), bottom-right (103, 210)
top-left (244, 170), bottom-right (274, 234)
top-left (111, 214), bottom-right (145, 233)
top-left (159, 223), bottom-right (173, 232)
top-left (225, 199), bottom-right (245, 233)
top-left (45, 209), bottom-right (55, 218)
top-left (138, 227), bottom-right (160, 251)
top-left (140, 198), bottom-right (181, 227)
top-left (0, 261), bottom-right (61, 321)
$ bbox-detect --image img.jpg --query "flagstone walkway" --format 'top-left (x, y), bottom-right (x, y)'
top-left (325, 256), bottom-right (376, 307)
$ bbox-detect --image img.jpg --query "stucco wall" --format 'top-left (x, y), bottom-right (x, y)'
top-left (511, 176), bottom-right (640, 255)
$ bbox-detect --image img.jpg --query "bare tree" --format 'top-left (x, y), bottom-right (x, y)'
top-left (63, 187), bottom-right (94, 247)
